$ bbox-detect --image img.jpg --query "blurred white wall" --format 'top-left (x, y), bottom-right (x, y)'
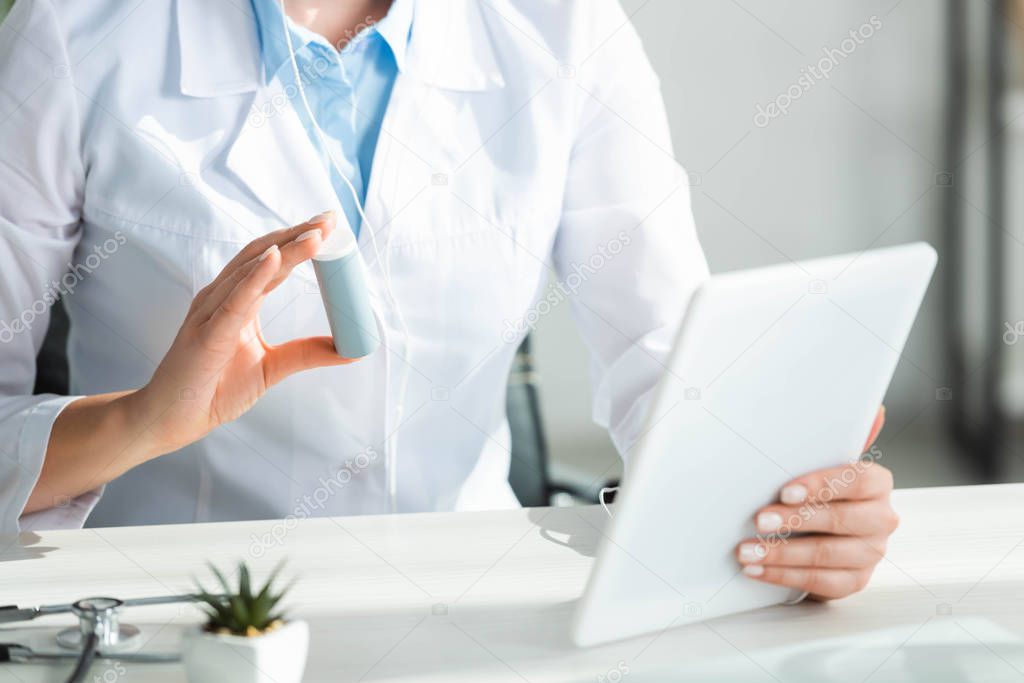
top-left (534, 0), bottom-right (953, 486)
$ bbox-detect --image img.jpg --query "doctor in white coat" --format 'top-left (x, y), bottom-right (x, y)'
top-left (0, 0), bottom-right (898, 600)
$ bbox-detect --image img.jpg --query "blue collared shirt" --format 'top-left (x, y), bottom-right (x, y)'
top-left (250, 0), bottom-right (413, 236)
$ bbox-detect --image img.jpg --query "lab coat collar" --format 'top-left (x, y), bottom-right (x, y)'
top-left (176, 0), bottom-right (262, 97)
top-left (376, 0), bottom-right (414, 73)
top-left (403, 0), bottom-right (505, 91)
top-left (175, 0), bottom-right (505, 96)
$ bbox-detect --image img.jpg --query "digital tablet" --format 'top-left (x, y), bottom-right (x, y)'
top-left (571, 242), bottom-right (937, 646)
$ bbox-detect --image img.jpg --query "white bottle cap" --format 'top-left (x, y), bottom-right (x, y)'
top-left (314, 213), bottom-right (358, 262)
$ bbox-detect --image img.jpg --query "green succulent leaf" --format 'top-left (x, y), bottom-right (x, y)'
top-left (195, 561), bottom-right (292, 636)
top-left (207, 563), bottom-right (234, 597)
top-left (255, 559), bottom-right (286, 604)
top-left (238, 563), bottom-right (253, 603)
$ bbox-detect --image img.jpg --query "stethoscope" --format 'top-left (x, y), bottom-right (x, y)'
top-left (0, 593), bottom-right (204, 681)
top-left (276, 0), bottom-right (414, 515)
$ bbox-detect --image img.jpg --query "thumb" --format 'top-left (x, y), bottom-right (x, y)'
top-left (263, 336), bottom-right (354, 387)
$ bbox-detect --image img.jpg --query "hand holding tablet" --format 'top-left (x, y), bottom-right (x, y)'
top-left (737, 406), bottom-right (897, 600)
top-left (572, 242), bottom-right (936, 647)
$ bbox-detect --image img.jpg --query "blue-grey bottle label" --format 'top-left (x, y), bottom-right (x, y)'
top-left (313, 251), bottom-right (381, 358)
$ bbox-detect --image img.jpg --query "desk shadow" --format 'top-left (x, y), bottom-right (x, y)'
top-left (0, 532), bottom-right (57, 563)
top-left (527, 506), bottom-right (608, 558)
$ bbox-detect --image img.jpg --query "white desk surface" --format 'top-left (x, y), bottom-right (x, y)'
top-left (1, 483), bottom-right (1023, 683)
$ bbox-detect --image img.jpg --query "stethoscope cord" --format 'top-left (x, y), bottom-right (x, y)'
top-left (277, 0), bottom-right (412, 514)
top-left (64, 632), bottom-right (98, 683)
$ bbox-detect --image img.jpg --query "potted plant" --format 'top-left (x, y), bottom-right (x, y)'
top-left (181, 561), bottom-right (308, 683)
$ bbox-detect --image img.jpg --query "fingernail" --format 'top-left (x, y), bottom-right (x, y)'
top-left (757, 511), bottom-right (783, 533)
top-left (294, 228), bottom-right (321, 243)
top-left (259, 245), bottom-right (278, 261)
top-left (742, 564), bottom-right (764, 577)
top-left (308, 210), bottom-right (334, 225)
top-left (739, 543), bottom-right (767, 563)
top-left (780, 484), bottom-right (808, 505)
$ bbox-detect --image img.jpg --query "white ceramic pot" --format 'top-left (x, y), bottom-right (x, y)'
top-left (181, 619), bottom-right (309, 683)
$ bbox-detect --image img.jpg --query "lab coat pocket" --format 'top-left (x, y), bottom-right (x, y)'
top-left (385, 199), bottom-right (553, 354)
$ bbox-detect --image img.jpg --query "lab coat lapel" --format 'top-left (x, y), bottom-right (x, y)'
top-left (176, 0), bottom-right (339, 227)
top-left (225, 80), bottom-right (342, 227)
top-left (359, 0), bottom-right (508, 253)
top-left (177, 0), bottom-right (510, 231)
top-left (359, 77), bottom-right (423, 256)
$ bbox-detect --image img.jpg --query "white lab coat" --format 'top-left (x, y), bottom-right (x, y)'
top-left (0, 0), bottom-right (708, 531)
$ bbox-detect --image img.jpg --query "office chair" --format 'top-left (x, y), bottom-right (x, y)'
top-left (32, 300), bottom-right (70, 396)
top-left (505, 336), bottom-right (610, 506)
